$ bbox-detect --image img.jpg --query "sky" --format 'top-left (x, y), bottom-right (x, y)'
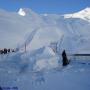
top-left (0, 0), bottom-right (90, 14)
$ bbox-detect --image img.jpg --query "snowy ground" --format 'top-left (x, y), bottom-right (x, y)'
top-left (0, 53), bottom-right (90, 90)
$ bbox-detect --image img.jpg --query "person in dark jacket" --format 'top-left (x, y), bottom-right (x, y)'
top-left (62, 50), bottom-right (69, 66)
top-left (3, 48), bottom-right (7, 54)
top-left (0, 50), bottom-right (4, 54)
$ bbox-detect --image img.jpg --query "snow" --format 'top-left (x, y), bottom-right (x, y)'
top-left (0, 8), bottom-right (43, 48)
top-left (24, 27), bottom-right (63, 51)
top-left (0, 7), bottom-right (90, 51)
top-left (0, 7), bottom-right (90, 90)
top-left (64, 7), bottom-right (90, 21)
top-left (18, 8), bottom-right (26, 16)
top-left (0, 54), bottom-right (90, 90)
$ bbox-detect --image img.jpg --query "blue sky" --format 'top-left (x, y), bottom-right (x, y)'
top-left (0, 0), bottom-right (90, 14)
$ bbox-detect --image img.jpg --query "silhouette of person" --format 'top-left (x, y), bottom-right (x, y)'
top-left (62, 50), bottom-right (69, 66)
top-left (4, 48), bottom-right (7, 54)
top-left (8, 49), bottom-right (10, 53)
top-left (0, 50), bottom-right (4, 54)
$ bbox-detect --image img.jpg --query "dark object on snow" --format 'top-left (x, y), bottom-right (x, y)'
top-left (62, 50), bottom-right (69, 66)
top-left (3, 48), bottom-right (7, 54)
top-left (12, 49), bottom-right (15, 52)
top-left (8, 49), bottom-right (10, 53)
top-left (0, 86), bottom-right (3, 90)
top-left (0, 49), bottom-right (4, 54)
top-left (0, 48), bottom-right (16, 55)
top-left (0, 50), bottom-right (3, 54)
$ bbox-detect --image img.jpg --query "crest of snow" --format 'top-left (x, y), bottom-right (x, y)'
top-left (18, 8), bottom-right (26, 16)
top-left (64, 7), bottom-right (90, 21)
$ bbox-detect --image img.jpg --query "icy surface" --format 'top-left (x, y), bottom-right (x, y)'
top-left (0, 54), bottom-right (90, 90)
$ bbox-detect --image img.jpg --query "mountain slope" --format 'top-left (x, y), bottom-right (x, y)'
top-left (0, 8), bottom-right (90, 53)
top-left (0, 8), bottom-right (44, 48)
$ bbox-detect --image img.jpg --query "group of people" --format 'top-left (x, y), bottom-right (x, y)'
top-left (0, 48), bottom-right (15, 54)
top-left (0, 48), bottom-right (69, 66)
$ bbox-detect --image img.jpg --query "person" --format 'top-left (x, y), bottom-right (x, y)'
top-left (62, 50), bottom-right (69, 66)
top-left (0, 50), bottom-right (4, 54)
top-left (8, 49), bottom-right (10, 53)
top-left (3, 48), bottom-right (7, 54)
